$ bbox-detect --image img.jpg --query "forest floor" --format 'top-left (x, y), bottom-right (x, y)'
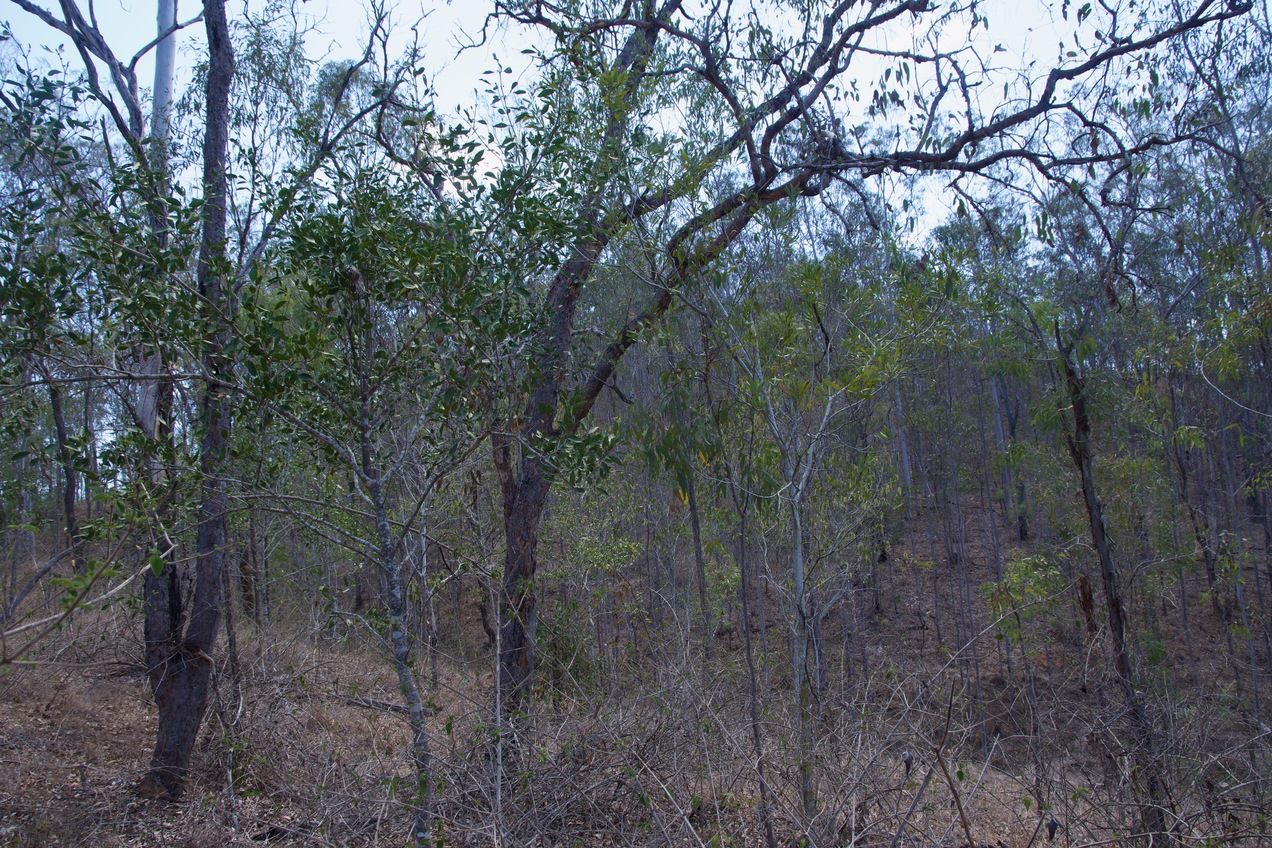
top-left (0, 635), bottom-right (1063, 848)
top-left (2, 502), bottom-right (1269, 847)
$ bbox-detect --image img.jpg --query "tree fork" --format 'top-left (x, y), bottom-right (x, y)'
top-left (139, 0), bottom-right (234, 800)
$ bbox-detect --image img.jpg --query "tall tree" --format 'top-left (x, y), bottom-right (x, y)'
top-left (486, 0), bottom-right (1254, 712)
top-left (138, 0), bottom-right (235, 799)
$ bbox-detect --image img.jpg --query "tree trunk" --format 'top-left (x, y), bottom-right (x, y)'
top-left (139, 0), bottom-right (234, 799)
top-left (732, 490), bottom-right (777, 848)
top-left (363, 407), bottom-right (433, 847)
top-left (1057, 332), bottom-right (1171, 846)
top-left (10, 432), bottom-right (32, 605)
top-left (686, 471), bottom-right (713, 664)
top-left (993, 374), bottom-right (1029, 541)
top-left (892, 383), bottom-right (913, 517)
top-left (152, 0), bottom-right (177, 151)
top-left (493, 432), bottom-right (551, 714)
top-left (789, 484), bottom-right (817, 829)
top-left (44, 368), bottom-right (79, 572)
top-left (978, 375), bottom-right (1017, 707)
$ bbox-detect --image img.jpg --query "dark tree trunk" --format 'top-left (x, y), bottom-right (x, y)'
top-left (43, 369), bottom-right (79, 572)
top-left (1057, 331), bottom-right (1171, 846)
top-left (493, 432), bottom-right (551, 713)
top-left (139, 0), bottom-right (234, 800)
top-left (10, 436), bottom-right (32, 604)
top-left (686, 471), bottom-right (713, 664)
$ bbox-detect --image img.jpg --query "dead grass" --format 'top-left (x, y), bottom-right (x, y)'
top-left (2, 502), bottom-right (1269, 846)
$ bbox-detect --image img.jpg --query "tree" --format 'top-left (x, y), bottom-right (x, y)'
top-left (137, 0), bottom-right (235, 799)
top-left (247, 162), bottom-right (526, 845)
top-left (484, 0), bottom-right (1255, 713)
top-left (741, 282), bottom-right (882, 832)
top-left (4, 0), bottom-right (418, 798)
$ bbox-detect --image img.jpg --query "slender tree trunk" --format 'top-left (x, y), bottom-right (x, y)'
top-left (420, 526), bottom-right (440, 692)
top-left (726, 486), bottom-right (777, 848)
top-left (81, 373), bottom-right (97, 525)
top-left (985, 472), bottom-right (1016, 702)
top-left (1176, 528), bottom-right (1199, 685)
top-left (362, 407), bottom-right (434, 848)
top-left (139, 0), bottom-right (234, 799)
top-left (686, 472), bottom-right (713, 664)
top-left (1058, 334), bottom-right (1171, 846)
top-left (993, 374), bottom-right (1029, 541)
top-left (787, 483), bottom-right (818, 830)
top-left (43, 368), bottom-right (80, 572)
top-left (1249, 488), bottom-right (1272, 668)
top-left (9, 432), bottom-right (32, 605)
top-left (758, 525), bottom-right (771, 696)
top-left (892, 383), bottom-right (913, 517)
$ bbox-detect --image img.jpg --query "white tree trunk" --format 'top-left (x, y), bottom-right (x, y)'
top-left (152, 0), bottom-right (177, 148)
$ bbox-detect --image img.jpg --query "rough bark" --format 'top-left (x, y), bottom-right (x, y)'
top-left (492, 431), bottom-right (551, 713)
top-left (139, 0), bottom-right (234, 799)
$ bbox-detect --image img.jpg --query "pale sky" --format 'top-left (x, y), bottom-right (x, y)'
top-left (2, 0), bottom-right (1110, 234)
top-left (2, 0), bottom-right (530, 118)
top-left (3, 1), bottom-right (1080, 119)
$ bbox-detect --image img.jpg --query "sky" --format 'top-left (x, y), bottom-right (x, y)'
top-left (2, 0), bottom-right (534, 117)
top-left (2, 0), bottom-right (1099, 235)
top-left (2, 0), bottom-right (1080, 120)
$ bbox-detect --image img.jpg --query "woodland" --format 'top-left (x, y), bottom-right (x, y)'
top-left (0, 0), bottom-right (1270, 846)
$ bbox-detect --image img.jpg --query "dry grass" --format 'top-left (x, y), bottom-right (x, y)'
top-left (2, 504), bottom-right (1270, 847)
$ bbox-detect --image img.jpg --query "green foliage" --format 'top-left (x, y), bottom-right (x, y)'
top-left (983, 553), bottom-right (1066, 649)
top-left (538, 595), bottom-right (602, 701)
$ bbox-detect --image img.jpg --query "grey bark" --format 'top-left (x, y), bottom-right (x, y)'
top-left (361, 402), bottom-right (434, 848)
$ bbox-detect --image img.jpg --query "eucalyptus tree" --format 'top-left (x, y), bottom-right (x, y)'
top-left (3, 0), bottom-right (424, 797)
top-left (663, 194), bottom-right (897, 832)
top-left (243, 158), bottom-right (531, 845)
top-left (479, 0), bottom-right (1256, 714)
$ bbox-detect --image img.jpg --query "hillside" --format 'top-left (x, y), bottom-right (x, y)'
top-left (3, 493), bottom-right (1268, 847)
